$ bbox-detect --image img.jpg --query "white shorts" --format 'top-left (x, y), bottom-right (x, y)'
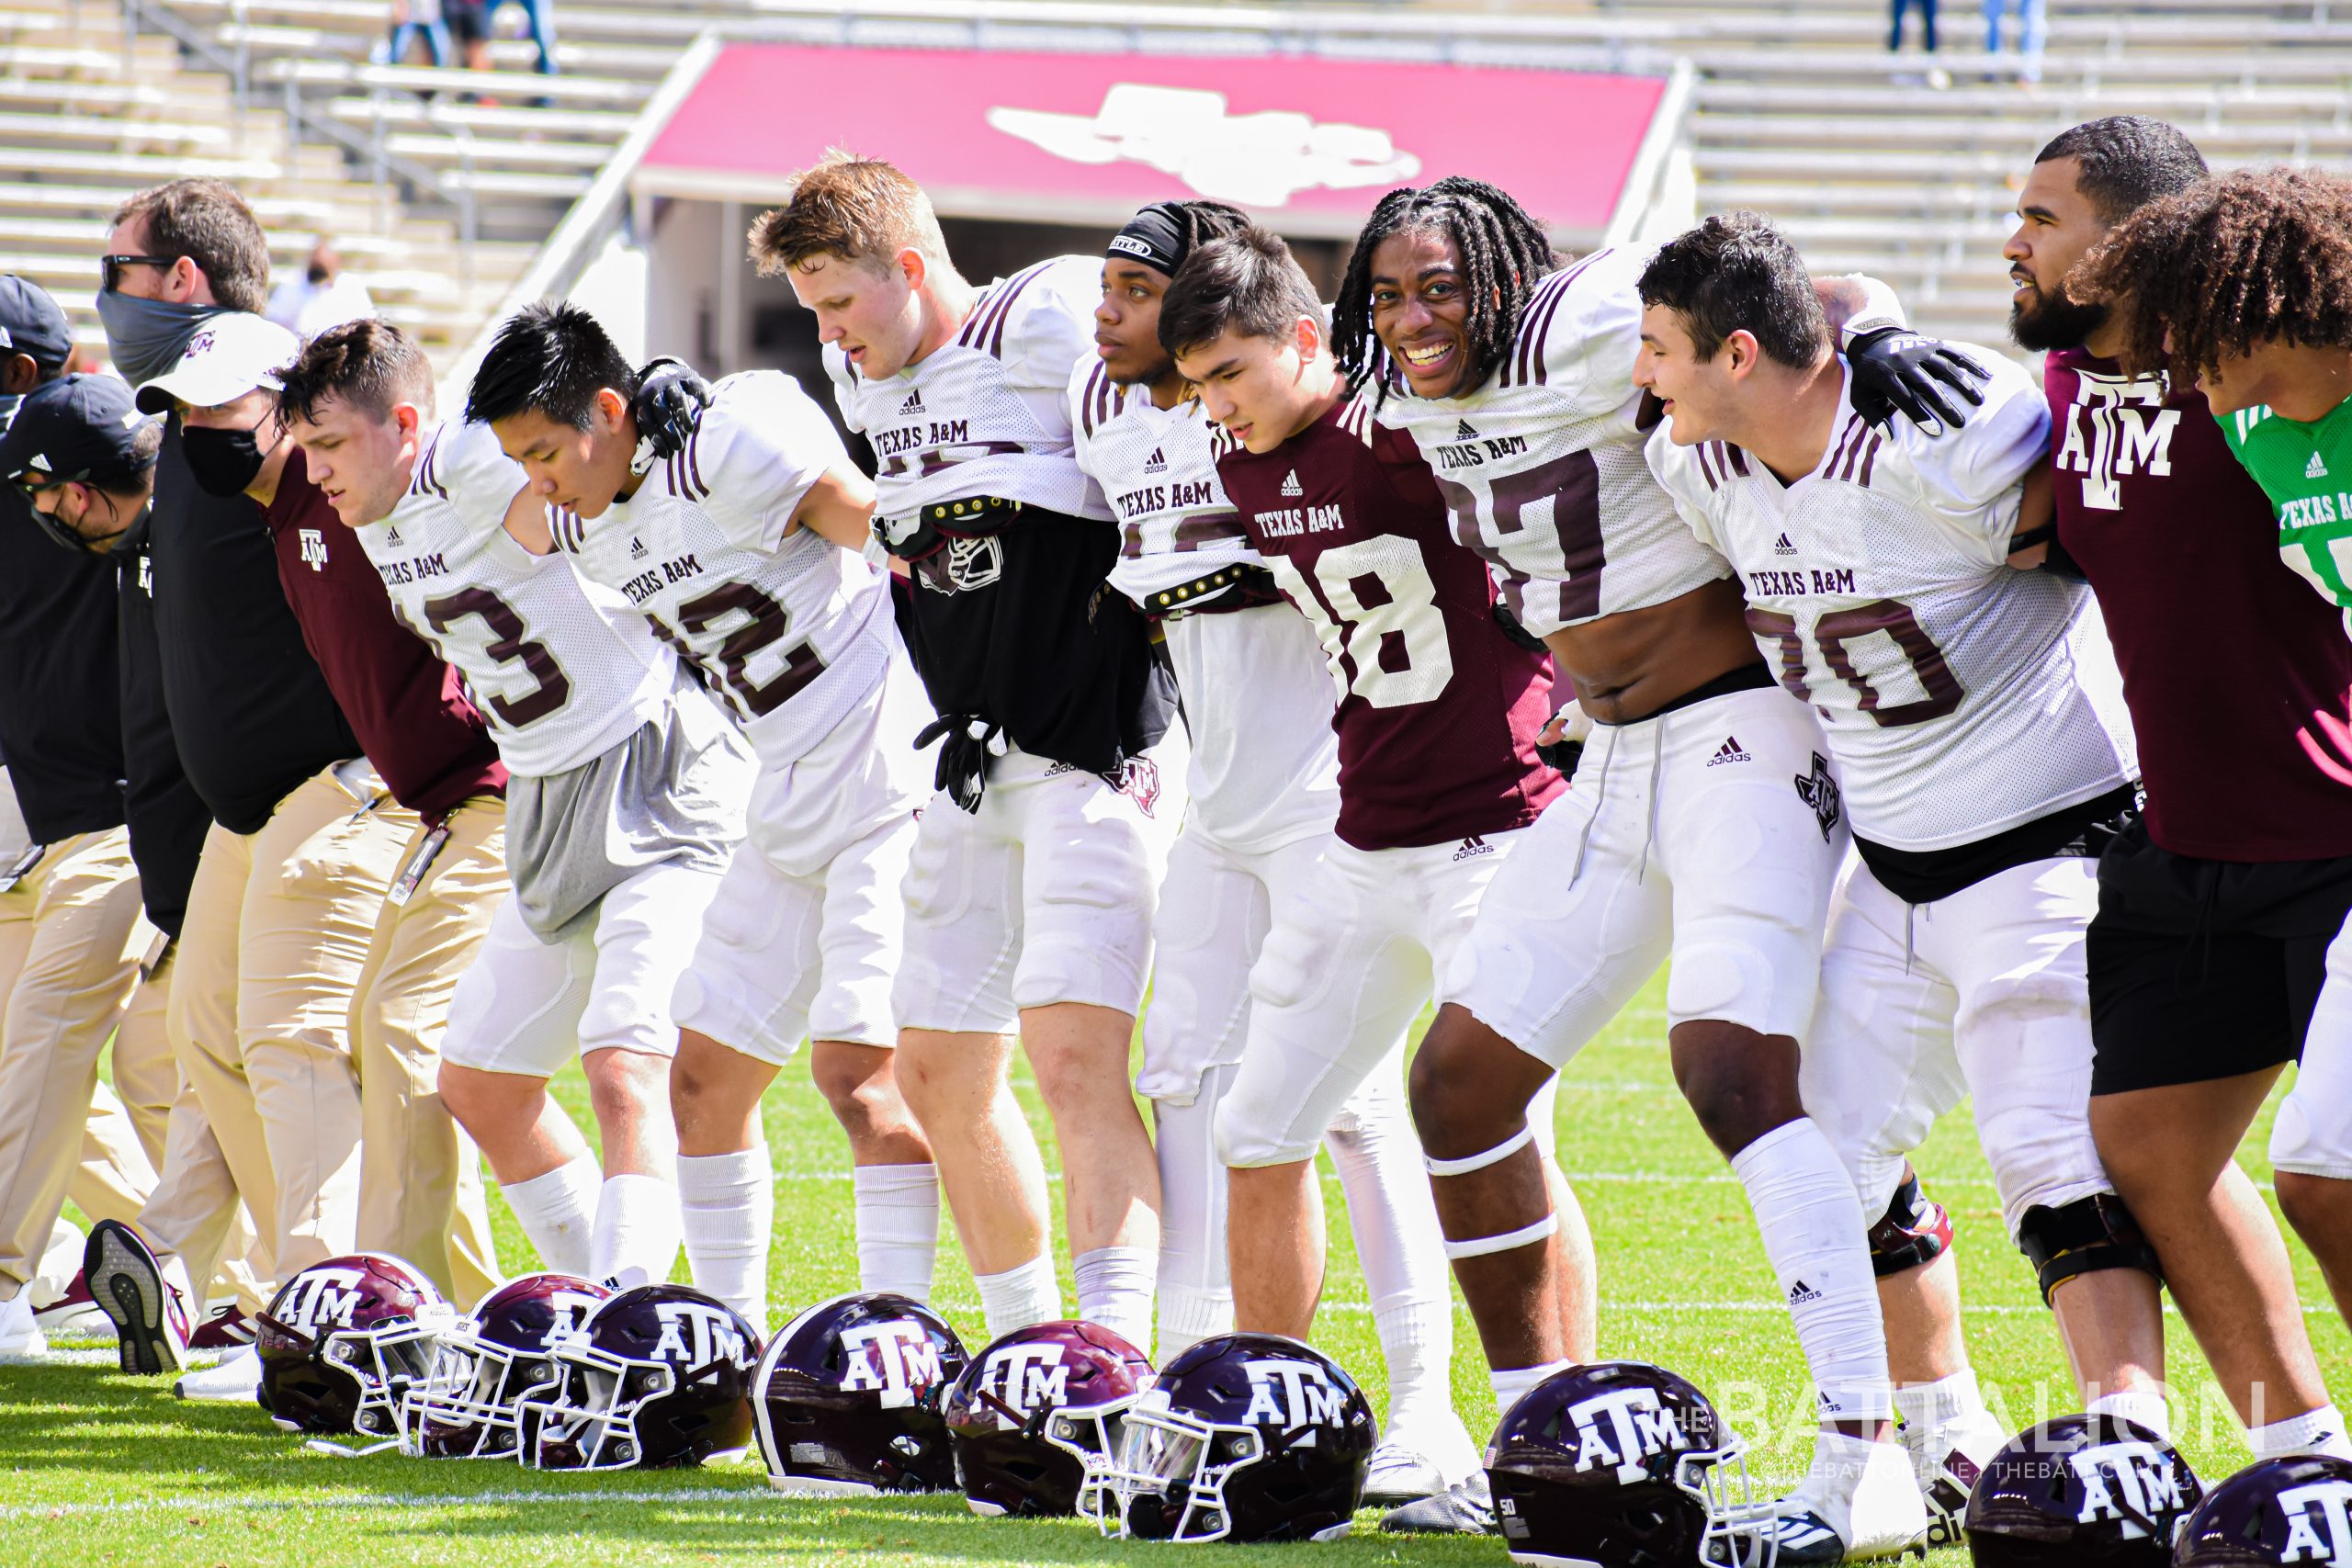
top-left (441, 860), bottom-right (727, 1077)
top-left (1444, 682), bottom-right (1846, 1068)
top-left (672, 671), bottom-right (925, 1065)
top-left (2271, 912), bottom-right (2352, 1179)
top-left (891, 739), bottom-right (1187, 1036)
top-left (1217, 830), bottom-right (1521, 1168)
top-left (1800, 855), bottom-right (2113, 1241)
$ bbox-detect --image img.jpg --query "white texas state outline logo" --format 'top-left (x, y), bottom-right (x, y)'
top-left (986, 83), bottom-right (1422, 207)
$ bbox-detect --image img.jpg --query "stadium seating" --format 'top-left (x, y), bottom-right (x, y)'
top-left (0, 0), bottom-right (2342, 362)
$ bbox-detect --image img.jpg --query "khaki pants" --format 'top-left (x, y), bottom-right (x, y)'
top-left (0, 828), bottom-right (147, 1297)
top-left (164, 766), bottom-right (412, 1298)
top-left (354, 797), bottom-right (507, 1307)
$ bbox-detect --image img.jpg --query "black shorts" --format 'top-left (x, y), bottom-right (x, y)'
top-left (2088, 814), bottom-right (2352, 1094)
top-left (445, 0), bottom-right (490, 44)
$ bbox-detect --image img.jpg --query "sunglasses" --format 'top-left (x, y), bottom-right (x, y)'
top-left (100, 254), bottom-right (179, 293)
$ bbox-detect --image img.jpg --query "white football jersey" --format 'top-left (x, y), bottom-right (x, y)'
top-left (550, 371), bottom-right (897, 769)
top-left (828, 254), bottom-right (1106, 528)
top-left (358, 419), bottom-right (675, 778)
top-left (1647, 349), bottom-right (2136, 852)
top-left (1378, 245), bottom-right (1732, 638)
top-left (1067, 355), bottom-right (1264, 607)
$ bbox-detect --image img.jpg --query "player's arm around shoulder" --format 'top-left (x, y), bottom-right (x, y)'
top-left (695, 369), bottom-right (855, 555)
top-left (442, 417), bottom-right (546, 552)
top-left (1537, 247), bottom-right (1653, 420)
top-left (1881, 345), bottom-right (2053, 567)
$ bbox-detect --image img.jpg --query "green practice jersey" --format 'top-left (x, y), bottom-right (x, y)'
top-left (2219, 394), bottom-right (2352, 616)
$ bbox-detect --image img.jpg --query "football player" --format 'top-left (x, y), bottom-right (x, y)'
top-left (1158, 221), bottom-right (1567, 1494)
top-left (1333, 179), bottom-right (1979, 1548)
top-left (749, 154), bottom-right (1182, 1345)
top-left (2036, 132), bottom-right (2352, 1459)
top-left (466, 301), bottom-right (939, 1326)
top-left (279, 320), bottom-right (755, 1292)
top-left (1637, 212), bottom-right (2170, 1556)
top-left (1072, 197), bottom-right (1481, 1498)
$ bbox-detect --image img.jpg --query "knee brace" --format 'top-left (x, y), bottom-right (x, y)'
top-left (1425, 1124), bottom-right (1555, 1261)
top-left (1867, 1168), bottom-right (1953, 1279)
top-left (2018, 1192), bottom-right (2163, 1306)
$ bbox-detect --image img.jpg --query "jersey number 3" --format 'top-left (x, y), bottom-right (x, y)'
top-left (1268, 536), bottom-right (1454, 709)
top-left (424, 587), bottom-right (571, 727)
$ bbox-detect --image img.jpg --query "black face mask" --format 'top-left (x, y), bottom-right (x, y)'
top-left (182, 419), bottom-right (278, 497)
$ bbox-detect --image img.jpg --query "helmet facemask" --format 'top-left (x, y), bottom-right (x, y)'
top-left (399, 1324), bottom-right (561, 1460)
top-left (260, 1306), bottom-right (450, 1440)
top-left (521, 1333), bottom-right (688, 1472)
top-left (1089, 1390), bottom-right (1287, 1542)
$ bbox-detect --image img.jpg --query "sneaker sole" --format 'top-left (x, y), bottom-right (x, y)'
top-left (84, 1222), bottom-right (180, 1376)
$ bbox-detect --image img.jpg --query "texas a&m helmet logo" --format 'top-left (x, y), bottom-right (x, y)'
top-left (1564, 1383), bottom-right (1690, 1484)
top-left (274, 1264), bottom-right (371, 1336)
top-left (1240, 1357), bottom-right (1347, 1431)
top-left (973, 1342), bottom-right (1072, 1423)
top-left (841, 1319), bottom-right (948, 1408)
top-left (2277, 1475), bottom-right (2352, 1562)
top-left (2070, 1438), bottom-right (2196, 1540)
top-left (649, 1300), bottom-right (754, 1371)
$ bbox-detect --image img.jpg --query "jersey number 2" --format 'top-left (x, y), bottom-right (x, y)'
top-left (424, 587), bottom-right (571, 727)
top-left (1270, 536), bottom-right (1454, 709)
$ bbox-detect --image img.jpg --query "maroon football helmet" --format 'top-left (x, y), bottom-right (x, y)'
top-left (399, 1273), bottom-right (612, 1459)
top-left (752, 1292), bottom-right (968, 1495)
top-left (517, 1283), bottom-right (762, 1471)
top-left (255, 1253), bottom-right (457, 1438)
top-left (1967, 1414), bottom-right (2201, 1565)
top-left (2175, 1454), bottom-right (2352, 1565)
top-left (943, 1320), bottom-right (1155, 1517)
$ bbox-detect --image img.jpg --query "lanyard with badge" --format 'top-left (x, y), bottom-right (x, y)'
top-left (0, 843), bottom-right (46, 894)
top-left (387, 822), bottom-right (452, 908)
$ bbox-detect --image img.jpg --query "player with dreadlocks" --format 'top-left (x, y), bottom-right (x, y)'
top-left (1068, 197), bottom-right (1486, 1504)
top-left (2072, 164), bottom-right (2352, 1348)
top-left (1348, 177), bottom-right (1987, 1559)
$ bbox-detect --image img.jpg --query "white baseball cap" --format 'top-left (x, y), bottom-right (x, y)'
top-left (134, 311), bottom-right (300, 413)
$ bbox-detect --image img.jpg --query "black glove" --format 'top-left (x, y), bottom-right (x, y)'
top-left (917, 714), bottom-right (1007, 814)
top-left (1536, 734), bottom-right (1585, 780)
top-left (1847, 327), bottom-right (1988, 433)
top-left (629, 356), bottom-right (714, 465)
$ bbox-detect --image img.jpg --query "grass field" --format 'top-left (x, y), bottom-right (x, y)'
top-left (4, 968), bottom-right (2341, 1566)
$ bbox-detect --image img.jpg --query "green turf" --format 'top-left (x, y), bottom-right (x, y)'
top-left (3, 968), bottom-right (2340, 1565)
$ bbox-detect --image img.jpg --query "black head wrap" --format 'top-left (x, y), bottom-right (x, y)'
top-left (1106, 202), bottom-right (1193, 277)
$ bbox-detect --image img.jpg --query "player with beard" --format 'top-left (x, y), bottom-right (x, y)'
top-left (1070, 197), bottom-right (1480, 1501)
top-left (750, 154), bottom-right (1181, 1346)
top-left (1638, 211), bottom-right (2174, 1560)
top-left (279, 320), bottom-right (756, 1294)
top-left (467, 301), bottom-right (940, 1329)
top-left (2016, 138), bottom-right (2352, 1462)
top-left (1336, 178), bottom-right (1984, 1548)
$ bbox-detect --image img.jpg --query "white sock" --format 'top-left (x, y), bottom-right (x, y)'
top-left (2086, 1388), bottom-right (2173, 1441)
top-left (502, 1154), bottom-right (600, 1277)
top-left (853, 1163), bottom-right (939, 1302)
top-left (1154, 1068), bottom-right (1235, 1363)
top-left (1325, 1081), bottom-right (1453, 1435)
top-left (2250, 1403), bottom-right (2352, 1461)
top-left (1730, 1119), bottom-right (1893, 1425)
top-left (1894, 1368), bottom-right (1990, 1434)
top-left (1490, 1358), bottom-right (1571, 1415)
top-left (677, 1147), bottom-right (772, 1327)
top-left (591, 1173), bottom-right (682, 1290)
top-left (975, 1254), bottom-right (1062, 1339)
top-left (1074, 1246), bottom-right (1155, 1350)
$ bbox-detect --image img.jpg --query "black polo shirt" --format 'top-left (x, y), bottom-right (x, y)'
top-left (0, 484), bottom-right (126, 843)
top-left (147, 418), bottom-right (356, 834)
top-left (107, 511), bottom-right (209, 939)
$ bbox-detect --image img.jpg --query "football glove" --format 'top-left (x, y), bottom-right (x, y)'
top-left (1536, 699), bottom-right (1592, 781)
top-left (918, 714), bottom-right (1009, 814)
top-left (628, 356), bottom-right (713, 471)
top-left (1847, 327), bottom-right (1988, 434)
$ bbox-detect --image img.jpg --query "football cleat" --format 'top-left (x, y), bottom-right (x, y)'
top-left (1734, 1432), bottom-right (1929, 1563)
top-left (1900, 1404), bottom-right (2006, 1549)
top-left (1362, 1440), bottom-right (1453, 1508)
top-left (175, 1344), bottom-right (262, 1403)
top-left (1380, 1471), bottom-right (1496, 1536)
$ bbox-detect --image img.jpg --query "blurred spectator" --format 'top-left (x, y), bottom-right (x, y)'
top-left (265, 241), bottom-right (375, 338)
top-left (385, 0), bottom-right (454, 67)
top-left (1984, 0), bottom-right (2047, 83)
top-left (448, 0), bottom-right (559, 76)
top-left (1890, 0), bottom-right (1939, 51)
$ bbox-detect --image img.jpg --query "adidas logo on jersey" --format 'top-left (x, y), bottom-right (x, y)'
top-left (1453, 835), bottom-right (1495, 861)
top-left (1774, 533), bottom-right (1796, 557)
top-left (1455, 419), bottom-right (1479, 439)
top-left (384, 525), bottom-right (401, 547)
top-left (2309, 450), bottom-right (2331, 479)
top-left (1786, 1279), bottom-right (1823, 1305)
top-left (1280, 469), bottom-right (1303, 497)
top-left (1708, 736), bottom-right (1751, 766)
top-left (629, 536), bottom-right (649, 560)
top-left (1144, 446), bottom-right (1167, 474)
top-left (898, 389), bottom-right (924, 415)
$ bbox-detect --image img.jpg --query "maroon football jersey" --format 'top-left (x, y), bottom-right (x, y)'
top-left (2048, 349), bottom-right (2352, 861)
top-left (1215, 389), bottom-right (1561, 851)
